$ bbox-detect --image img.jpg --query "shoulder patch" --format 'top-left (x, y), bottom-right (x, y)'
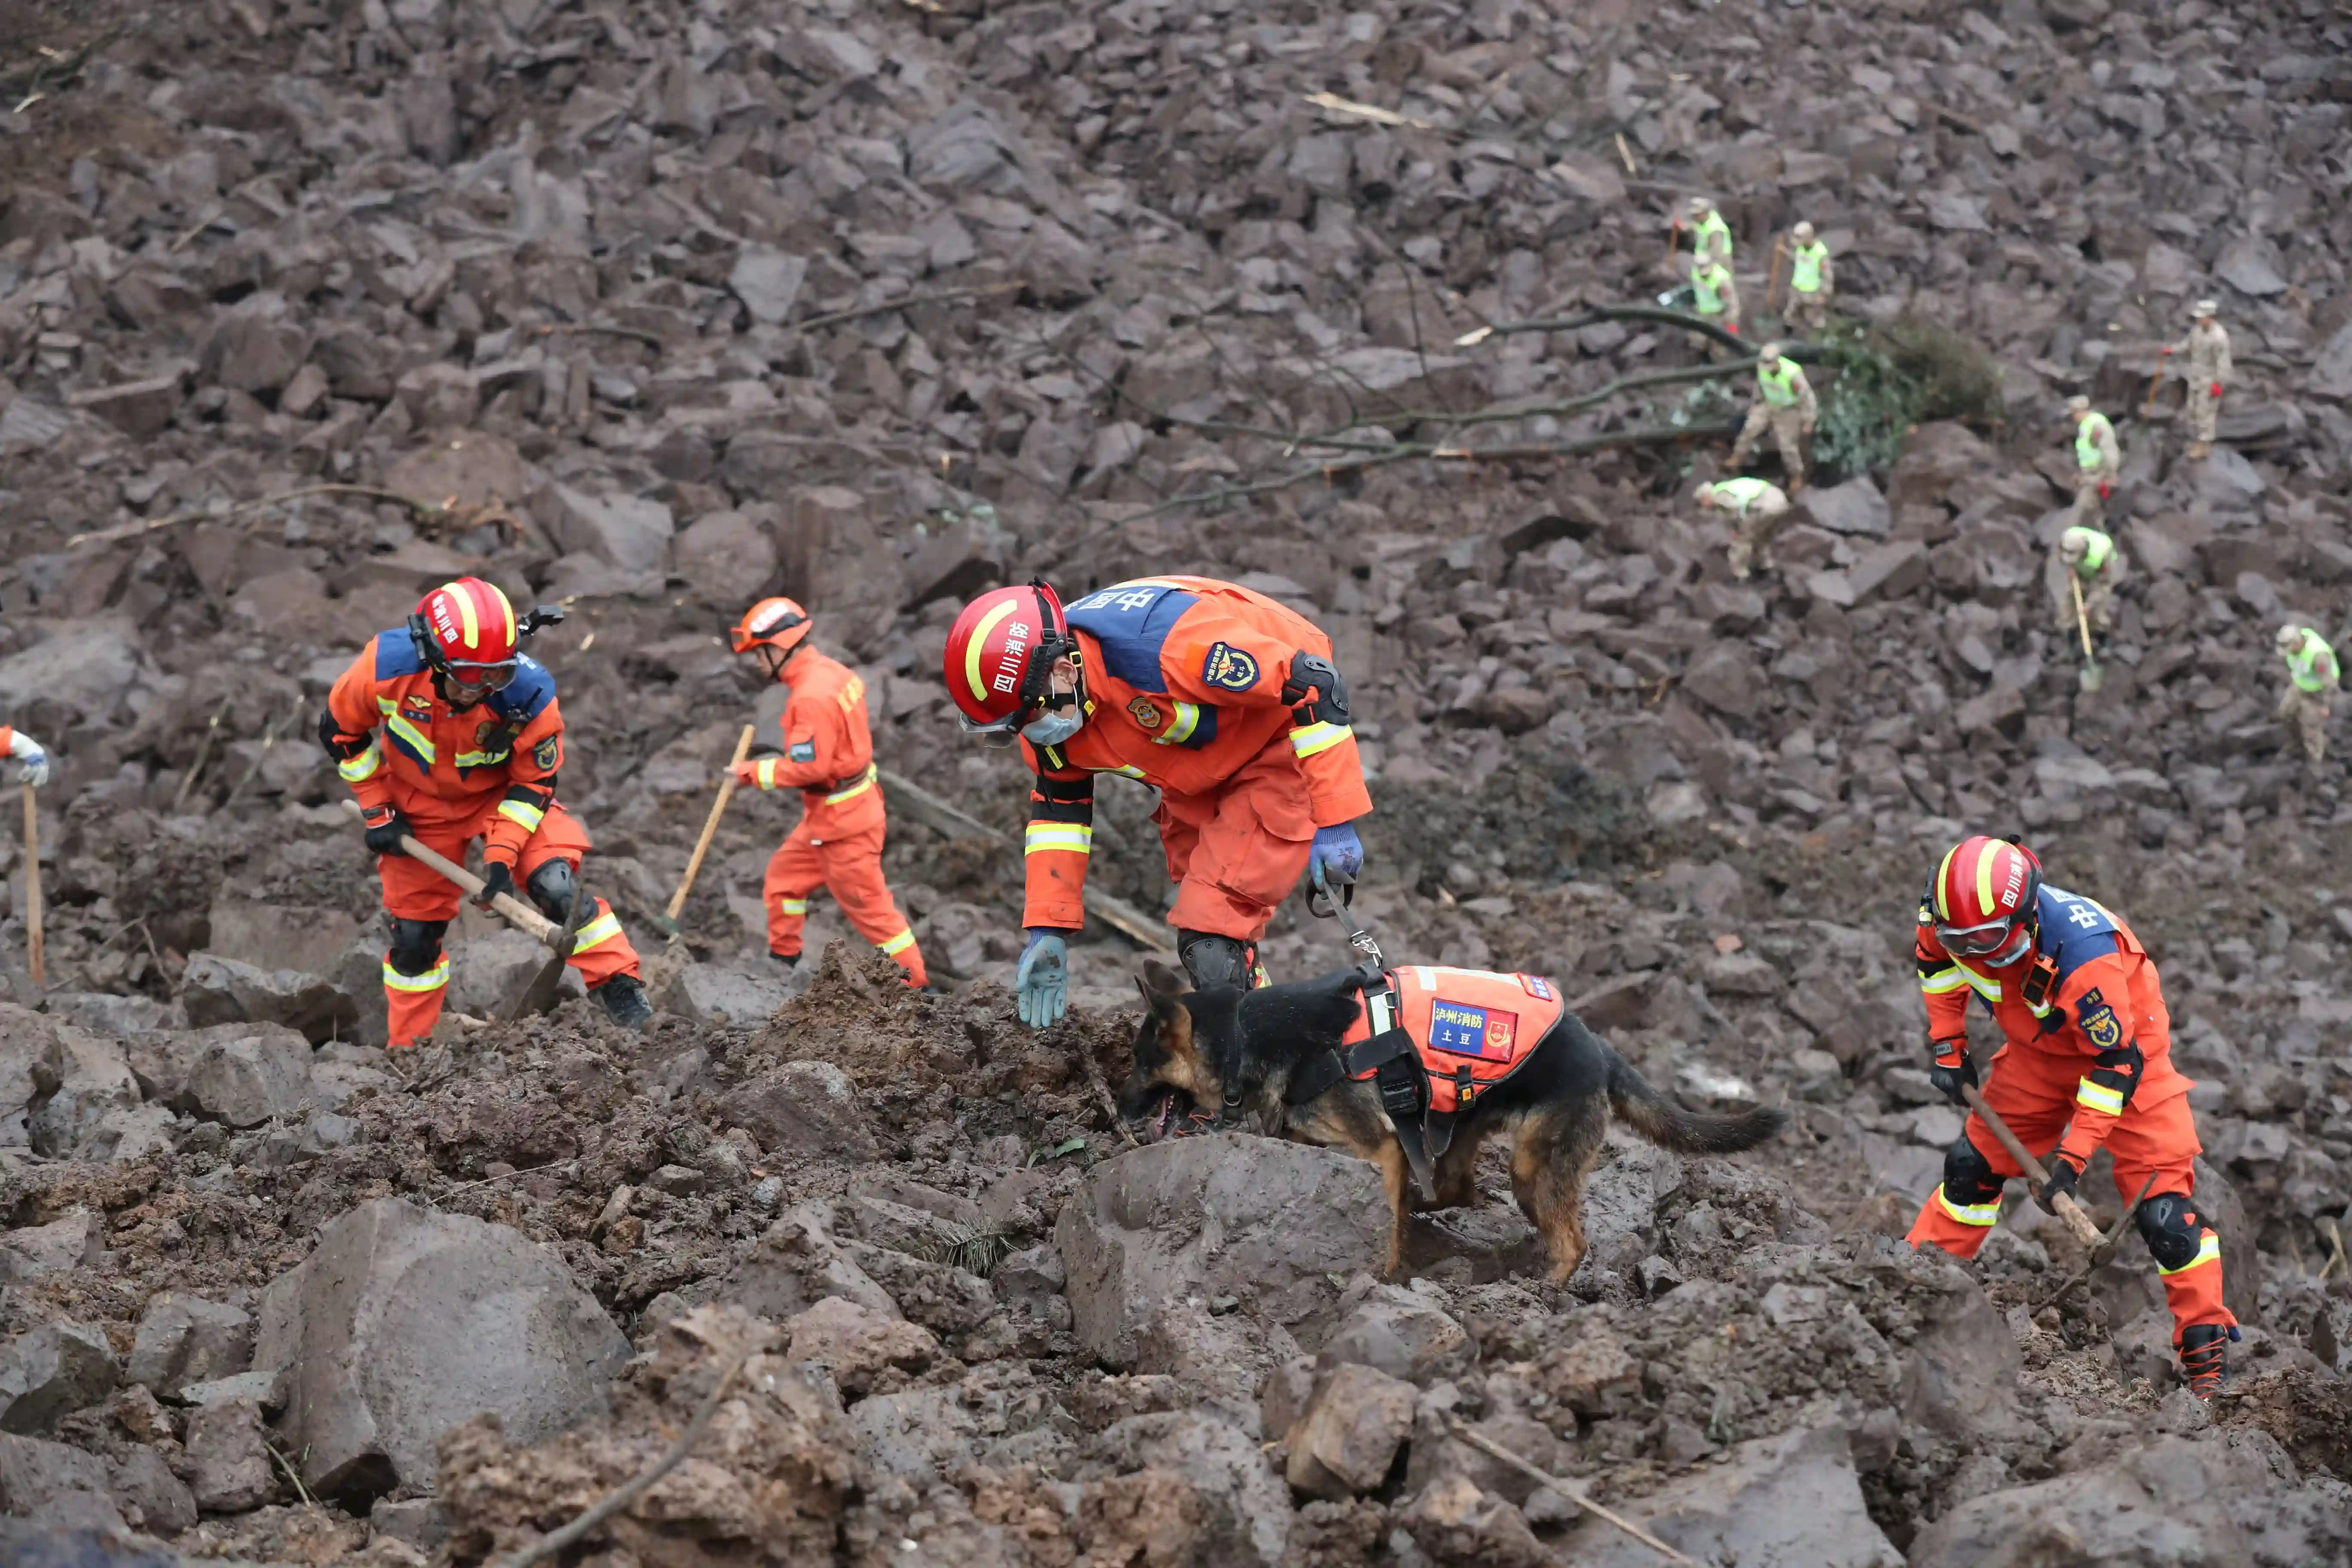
top-left (789, 739), bottom-right (817, 763)
top-left (2077, 998), bottom-right (2122, 1051)
top-left (1519, 974), bottom-right (1555, 1001)
top-left (374, 628), bottom-right (426, 679)
top-left (1200, 641), bottom-right (1260, 693)
top-left (1127, 695), bottom-right (1163, 730)
top-left (531, 734), bottom-right (560, 771)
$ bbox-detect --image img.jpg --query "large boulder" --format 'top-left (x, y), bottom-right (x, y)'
top-left (254, 1198), bottom-right (629, 1504)
top-left (720, 1060), bottom-right (878, 1161)
top-left (28, 1026), bottom-right (170, 1161)
top-left (1093, 1411), bottom-right (1294, 1565)
top-left (1555, 1424), bottom-right (1902, 1566)
top-left (125, 1023), bottom-right (318, 1128)
top-left (661, 962), bottom-right (795, 1026)
top-left (127, 1293), bottom-right (254, 1398)
top-left (0, 1210), bottom-right (101, 1284)
top-left (1909, 1433), bottom-right (2352, 1566)
top-left (0, 1432), bottom-right (126, 1533)
top-left (178, 955), bottom-right (357, 1047)
top-left (0, 1323), bottom-right (119, 1434)
top-left (1055, 1134), bottom-right (1388, 1367)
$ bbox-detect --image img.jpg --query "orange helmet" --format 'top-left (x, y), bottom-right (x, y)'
top-left (732, 597), bottom-right (813, 658)
top-left (410, 578), bottom-right (521, 697)
top-left (1926, 835), bottom-right (2043, 963)
top-left (943, 579), bottom-right (1075, 734)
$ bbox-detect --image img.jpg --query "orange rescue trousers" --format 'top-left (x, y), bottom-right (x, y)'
top-left (377, 800), bottom-right (640, 1047)
top-left (763, 821), bottom-right (925, 986)
top-left (1906, 1052), bottom-right (2233, 1349)
top-left (1154, 744), bottom-right (1316, 941)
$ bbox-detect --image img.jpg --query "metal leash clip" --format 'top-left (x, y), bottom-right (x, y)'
top-left (1310, 866), bottom-right (1383, 971)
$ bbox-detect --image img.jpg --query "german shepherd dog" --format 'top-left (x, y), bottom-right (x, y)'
top-left (1121, 961), bottom-right (1786, 1280)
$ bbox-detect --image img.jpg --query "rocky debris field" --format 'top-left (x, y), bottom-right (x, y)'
top-left (3, 0), bottom-right (2352, 1560)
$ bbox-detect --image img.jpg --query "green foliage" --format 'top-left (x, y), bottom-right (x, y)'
top-left (1810, 316), bottom-right (2005, 482)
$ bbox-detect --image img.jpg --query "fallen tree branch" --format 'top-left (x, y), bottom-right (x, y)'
top-left (1443, 1418), bottom-right (1697, 1567)
top-left (787, 281), bottom-right (1025, 335)
top-left (1454, 304), bottom-right (1802, 355)
top-left (491, 1350), bottom-right (753, 1568)
top-left (65, 485), bottom-right (450, 551)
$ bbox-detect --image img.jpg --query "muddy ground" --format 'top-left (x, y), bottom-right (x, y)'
top-left (0, 0), bottom-right (2350, 1562)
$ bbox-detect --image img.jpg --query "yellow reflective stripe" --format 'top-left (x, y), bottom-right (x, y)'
top-left (2075, 1077), bottom-right (2126, 1116)
top-left (1975, 848), bottom-right (1997, 925)
top-left (384, 714), bottom-right (435, 765)
top-left (571, 909), bottom-right (624, 953)
top-left (1919, 969), bottom-right (1969, 995)
top-left (1936, 1186), bottom-right (2001, 1227)
top-left (825, 764), bottom-right (878, 804)
top-left (1096, 763), bottom-right (1148, 779)
top-left (1932, 843), bottom-right (1961, 921)
top-left (1155, 702), bottom-right (1200, 745)
top-left (964, 600), bottom-right (1019, 704)
top-left (382, 957), bottom-right (450, 992)
top-left (1025, 823), bottom-right (1093, 856)
top-left (454, 749), bottom-right (513, 769)
top-left (338, 741), bottom-right (383, 782)
top-left (878, 929), bottom-right (915, 956)
top-left (751, 757), bottom-right (778, 790)
top-left (1288, 721), bottom-right (1353, 760)
top-left (2158, 1232), bottom-right (2220, 1276)
top-left (777, 898), bottom-right (809, 916)
top-left (1960, 968), bottom-right (2002, 1003)
top-left (498, 797), bottom-right (545, 832)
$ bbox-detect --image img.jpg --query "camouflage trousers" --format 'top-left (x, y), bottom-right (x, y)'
top-left (1784, 291), bottom-right (1830, 337)
top-left (2280, 684), bottom-right (2332, 764)
top-left (2187, 385), bottom-right (2221, 446)
top-left (1731, 404), bottom-right (1808, 488)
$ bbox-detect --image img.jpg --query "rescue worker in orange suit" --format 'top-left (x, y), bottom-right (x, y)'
top-left (319, 578), bottom-right (652, 1048)
top-left (1905, 835), bottom-right (2237, 1396)
top-left (730, 598), bottom-right (925, 987)
top-left (943, 577), bottom-right (1372, 1026)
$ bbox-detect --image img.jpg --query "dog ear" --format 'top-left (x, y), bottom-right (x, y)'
top-left (1141, 958), bottom-right (1191, 998)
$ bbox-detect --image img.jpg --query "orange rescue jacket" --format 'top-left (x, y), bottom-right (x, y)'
top-left (322, 630), bottom-right (566, 868)
top-left (1021, 576), bottom-right (1373, 930)
top-left (743, 647), bottom-right (885, 839)
top-left (1916, 883), bottom-right (2187, 1169)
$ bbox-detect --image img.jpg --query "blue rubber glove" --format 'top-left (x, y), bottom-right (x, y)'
top-left (1015, 929), bottom-right (1069, 1029)
top-left (1308, 821), bottom-right (1364, 893)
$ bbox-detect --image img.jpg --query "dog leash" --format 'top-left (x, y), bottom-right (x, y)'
top-left (1310, 866), bottom-right (1384, 971)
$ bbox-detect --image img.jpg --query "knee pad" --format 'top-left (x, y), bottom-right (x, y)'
top-left (387, 918), bottom-right (448, 976)
top-left (1177, 931), bottom-right (1251, 991)
top-left (1941, 1136), bottom-right (2003, 1205)
top-left (2135, 1192), bottom-right (2208, 1271)
top-left (526, 858), bottom-right (576, 923)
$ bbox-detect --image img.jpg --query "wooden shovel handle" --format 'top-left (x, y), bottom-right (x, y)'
top-left (1960, 1081), bottom-right (2103, 1247)
top-left (21, 786), bottom-right (42, 988)
top-left (340, 799), bottom-right (561, 947)
top-left (666, 725), bottom-right (757, 924)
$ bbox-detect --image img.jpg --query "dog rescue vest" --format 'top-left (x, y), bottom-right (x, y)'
top-left (1287, 965), bottom-right (1564, 1191)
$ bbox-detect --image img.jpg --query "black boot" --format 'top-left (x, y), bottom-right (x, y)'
top-left (1177, 931), bottom-right (1250, 990)
top-left (594, 973), bottom-right (654, 1029)
top-left (2178, 1323), bottom-right (2232, 1400)
top-left (771, 950), bottom-right (799, 968)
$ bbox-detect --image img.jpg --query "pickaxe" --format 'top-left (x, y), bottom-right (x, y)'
top-left (1960, 1081), bottom-right (2102, 1248)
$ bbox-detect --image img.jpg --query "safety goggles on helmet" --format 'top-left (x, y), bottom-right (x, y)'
top-left (1935, 915), bottom-right (2027, 960)
top-left (439, 657), bottom-right (520, 694)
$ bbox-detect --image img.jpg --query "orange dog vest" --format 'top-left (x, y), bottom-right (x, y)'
top-left (1339, 965), bottom-right (1562, 1114)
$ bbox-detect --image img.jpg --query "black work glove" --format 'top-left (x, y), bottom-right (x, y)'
top-left (362, 805), bottom-right (412, 859)
top-left (1927, 1043), bottom-right (1977, 1109)
top-left (2034, 1157), bottom-right (2081, 1216)
top-left (476, 859), bottom-right (518, 910)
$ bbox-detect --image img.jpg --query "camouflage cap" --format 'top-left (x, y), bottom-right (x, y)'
top-left (2192, 298), bottom-right (2219, 318)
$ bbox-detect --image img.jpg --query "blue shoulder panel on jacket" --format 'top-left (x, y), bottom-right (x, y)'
top-left (373, 628), bottom-right (426, 679)
top-left (2035, 884), bottom-right (2121, 980)
top-left (490, 656), bottom-right (556, 722)
top-left (1065, 582), bottom-right (1198, 695)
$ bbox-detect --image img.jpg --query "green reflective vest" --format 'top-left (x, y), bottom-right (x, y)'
top-left (2287, 631), bottom-right (2339, 693)
top-left (1713, 478), bottom-right (1779, 514)
top-left (1692, 263), bottom-right (1731, 317)
top-left (2062, 527), bottom-right (2113, 576)
top-left (1790, 241), bottom-right (1828, 294)
top-left (1693, 209), bottom-right (1732, 262)
top-left (2075, 412), bottom-right (2114, 471)
top-left (1758, 358), bottom-right (1802, 406)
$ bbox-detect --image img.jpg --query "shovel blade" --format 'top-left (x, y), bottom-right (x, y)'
top-left (2079, 662), bottom-right (2105, 693)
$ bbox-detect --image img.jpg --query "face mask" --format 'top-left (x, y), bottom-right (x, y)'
top-left (1022, 708), bottom-right (1084, 747)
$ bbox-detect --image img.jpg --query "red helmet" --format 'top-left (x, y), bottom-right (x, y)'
top-left (410, 578), bottom-right (520, 696)
top-left (1927, 835), bottom-right (2043, 962)
top-left (732, 597), bottom-right (812, 657)
top-left (943, 579), bottom-right (1075, 733)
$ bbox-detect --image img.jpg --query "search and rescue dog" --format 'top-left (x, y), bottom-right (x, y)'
top-left (1121, 960), bottom-right (1786, 1280)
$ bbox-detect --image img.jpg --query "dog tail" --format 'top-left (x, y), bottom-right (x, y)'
top-left (1605, 1047), bottom-right (1786, 1155)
